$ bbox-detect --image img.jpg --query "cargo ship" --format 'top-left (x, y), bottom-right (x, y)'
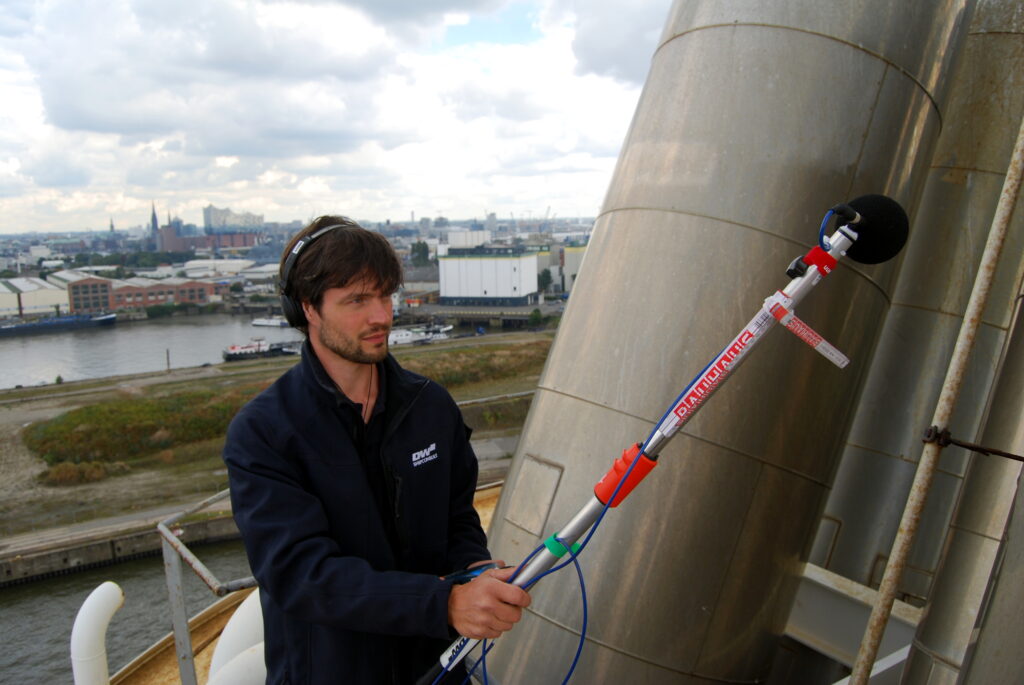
top-left (0, 313), bottom-right (117, 337)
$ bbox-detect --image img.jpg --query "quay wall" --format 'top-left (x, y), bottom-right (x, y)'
top-left (0, 515), bottom-right (240, 588)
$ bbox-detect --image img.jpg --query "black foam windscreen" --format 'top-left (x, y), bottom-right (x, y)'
top-left (842, 194), bottom-right (909, 265)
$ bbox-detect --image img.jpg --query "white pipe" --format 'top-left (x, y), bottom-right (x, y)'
top-left (71, 581), bottom-right (125, 685)
top-left (208, 590), bottom-right (263, 680)
top-left (207, 643), bottom-right (266, 685)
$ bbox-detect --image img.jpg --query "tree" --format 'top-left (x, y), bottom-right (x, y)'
top-left (528, 308), bottom-right (544, 327)
top-left (411, 241), bottom-right (431, 267)
top-left (537, 268), bottom-right (552, 293)
top-left (230, 282), bottom-right (244, 293)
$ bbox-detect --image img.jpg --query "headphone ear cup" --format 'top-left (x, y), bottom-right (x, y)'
top-left (280, 294), bottom-right (306, 327)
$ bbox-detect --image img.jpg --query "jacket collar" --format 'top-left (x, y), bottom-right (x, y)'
top-left (300, 339), bottom-right (427, 417)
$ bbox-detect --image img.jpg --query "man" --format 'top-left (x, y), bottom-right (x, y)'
top-left (223, 216), bottom-right (530, 684)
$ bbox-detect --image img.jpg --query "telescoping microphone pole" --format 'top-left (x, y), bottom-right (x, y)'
top-left (418, 195), bottom-right (910, 685)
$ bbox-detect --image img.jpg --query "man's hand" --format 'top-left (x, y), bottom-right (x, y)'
top-left (447, 566), bottom-right (531, 639)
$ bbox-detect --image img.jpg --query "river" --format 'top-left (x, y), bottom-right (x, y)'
top-left (0, 314), bottom-right (304, 389)
top-left (0, 540), bottom-right (251, 683)
top-left (0, 313), bottom-right (492, 682)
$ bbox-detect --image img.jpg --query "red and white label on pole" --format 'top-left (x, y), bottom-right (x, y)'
top-left (764, 292), bottom-right (849, 368)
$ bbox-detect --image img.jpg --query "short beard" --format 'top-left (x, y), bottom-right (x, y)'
top-left (317, 324), bottom-right (389, 365)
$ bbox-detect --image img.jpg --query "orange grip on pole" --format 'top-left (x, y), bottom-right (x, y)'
top-left (593, 443), bottom-right (658, 507)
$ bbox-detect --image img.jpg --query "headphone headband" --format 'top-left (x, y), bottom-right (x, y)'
top-left (279, 223), bottom-right (347, 296)
top-left (278, 222), bottom-right (349, 327)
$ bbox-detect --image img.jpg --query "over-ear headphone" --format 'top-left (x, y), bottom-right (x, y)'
top-left (279, 223), bottom-right (347, 328)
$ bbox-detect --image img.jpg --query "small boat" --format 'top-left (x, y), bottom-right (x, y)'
top-left (388, 324), bottom-right (453, 346)
top-left (250, 317), bottom-right (289, 328)
top-left (222, 338), bottom-right (300, 362)
top-left (0, 312), bottom-right (117, 337)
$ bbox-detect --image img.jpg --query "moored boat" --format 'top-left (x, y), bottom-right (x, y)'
top-left (0, 313), bottom-right (117, 337)
top-left (387, 324), bottom-right (453, 346)
top-left (222, 338), bottom-right (299, 361)
top-left (250, 317), bottom-right (288, 328)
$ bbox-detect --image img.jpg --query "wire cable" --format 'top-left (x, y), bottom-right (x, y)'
top-left (461, 334), bottom-right (732, 681)
top-left (461, 638), bottom-right (498, 685)
top-left (818, 209), bottom-right (835, 251)
top-left (556, 536), bottom-right (588, 685)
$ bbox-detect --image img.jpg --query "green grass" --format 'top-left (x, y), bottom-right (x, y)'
top-left (24, 382), bottom-right (270, 465)
top-left (24, 337), bottom-right (551, 482)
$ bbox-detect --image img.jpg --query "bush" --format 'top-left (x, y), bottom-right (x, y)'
top-left (399, 340), bottom-right (550, 389)
top-left (23, 383), bottom-right (268, 465)
top-left (23, 339), bottom-right (551, 472)
top-left (145, 303), bottom-right (180, 318)
top-left (39, 460), bottom-right (128, 486)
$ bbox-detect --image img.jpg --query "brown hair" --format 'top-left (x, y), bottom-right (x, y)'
top-left (280, 216), bottom-right (402, 331)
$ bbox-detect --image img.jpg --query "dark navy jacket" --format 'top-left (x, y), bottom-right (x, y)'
top-left (224, 342), bottom-right (490, 684)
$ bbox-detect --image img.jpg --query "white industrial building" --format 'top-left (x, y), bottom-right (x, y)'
top-left (447, 230), bottom-right (491, 249)
top-left (182, 258), bottom-right (254, 278)
top-left (439, 246), bottom-right (539, 306)
top-left (558, 243), bottom-right (587, 293)
top-left (0, 277), bottom-right (69, 317)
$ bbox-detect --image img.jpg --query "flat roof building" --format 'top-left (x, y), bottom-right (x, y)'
top-left (439, 246), bottom-right (539, 307)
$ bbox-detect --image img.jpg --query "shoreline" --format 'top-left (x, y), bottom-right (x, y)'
top-left (0, 510), bottom-right (240, 589)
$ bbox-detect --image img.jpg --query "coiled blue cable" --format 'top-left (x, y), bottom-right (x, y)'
top-left (818, 209), bottom-right (835, 251)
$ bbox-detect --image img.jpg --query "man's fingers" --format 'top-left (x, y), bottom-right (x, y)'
top-left (484, 576), bottom-right (531, 608)
top-left (489, 566), bottom-right (517, 582)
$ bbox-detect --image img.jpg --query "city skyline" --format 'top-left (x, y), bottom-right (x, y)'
top-left (0, 0), bottom-right (672, 235)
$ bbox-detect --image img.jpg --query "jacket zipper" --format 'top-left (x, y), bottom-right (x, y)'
top-left (380, 379), bottom-right (428, 548)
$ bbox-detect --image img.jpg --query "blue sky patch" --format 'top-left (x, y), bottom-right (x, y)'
top-left (441, 1), bottom-right (540, 48)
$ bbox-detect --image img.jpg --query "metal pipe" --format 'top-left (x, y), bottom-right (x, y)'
top-left (158, 489), bottom-right (257, 685)
top-left (850, 109), bottom-right (1024, 684)
top-left (162, 537), bottom-right (199, 685)
top-left (157, 488), bottom-right (257, 595)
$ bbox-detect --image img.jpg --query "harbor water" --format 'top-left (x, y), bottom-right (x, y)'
top-left (0, 312), bottom-right (489, 682)
top-left (0, 539), bottom-right (251, 683)
top-left (0, 313), bottom-right (303, 389)
top-left (0, 314), bottom-right (273, 680)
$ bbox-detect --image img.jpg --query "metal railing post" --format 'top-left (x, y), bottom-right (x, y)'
top-left (162, 537), bottom-right (198, 685)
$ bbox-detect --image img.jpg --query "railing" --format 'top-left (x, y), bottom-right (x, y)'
top-left (157, 488), bottom-right (255, 685)
top-left (155, 391), bottom-right (523, 685)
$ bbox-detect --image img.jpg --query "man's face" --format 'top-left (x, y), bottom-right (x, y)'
top-left (304, 277), bottom-right (394, 365)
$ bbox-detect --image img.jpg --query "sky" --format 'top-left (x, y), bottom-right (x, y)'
top-left (0, 0), bottom-right (672, 234)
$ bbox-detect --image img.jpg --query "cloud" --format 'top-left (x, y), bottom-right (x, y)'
top-left (0, 0), bottom-right (34, 38)
top-left (0, 0), bottom-right (671, 232)
top-left (317, 0), bottom-right (506, 26)
top-left (22, 1), bottom-right (400, 152)
top-left (20, 153), bottom-right (91, 188)
top-left (543, 0), bottom-right (671, 85)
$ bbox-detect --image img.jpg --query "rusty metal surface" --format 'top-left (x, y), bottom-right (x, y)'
top-left (850, 107), bottom-right (1024, 684)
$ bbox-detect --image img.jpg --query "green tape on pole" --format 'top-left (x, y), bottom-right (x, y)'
top-left (543, 534), bottom-right (581, 558)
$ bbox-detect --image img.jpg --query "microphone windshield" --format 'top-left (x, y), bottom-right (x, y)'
top-left (843, 194), bottom-right (909, 264)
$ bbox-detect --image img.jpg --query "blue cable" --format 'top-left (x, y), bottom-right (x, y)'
top-left (556, 536), bottom-right (588, 685)
top-left (461, 638), bottom-right (497, 684)
top-left (525, 352), bottom-right (718, 588)
top-left (481, 638), bottom-right (490, 684)
top-left (454, 343), bottom-right (727, 682)
top-left (451, 210), bottom-right (837, 681)
top-left (818, 209), bottom-right (835, 251)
